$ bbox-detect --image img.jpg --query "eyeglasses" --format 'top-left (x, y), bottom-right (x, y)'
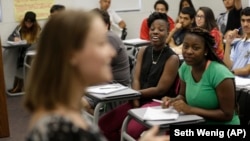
top-left (195, 15), bottom-right (205, 19)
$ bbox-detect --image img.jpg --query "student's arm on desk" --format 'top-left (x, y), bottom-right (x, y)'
top-left (233, 64), bottom-right (250, 76)
top-left (173, 79), bottom-right (235, 121)
top-left (162, 79), bottom-right (186, 108)
top-left (8, 25), bottom-right (21, 41)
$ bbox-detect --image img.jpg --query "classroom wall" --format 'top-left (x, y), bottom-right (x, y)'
top-left (0, 0), bottom-right (249, 42)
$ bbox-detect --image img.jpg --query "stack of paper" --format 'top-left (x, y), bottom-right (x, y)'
top-left (86, 83), bottom-right (128, 94)
top-left (235, 76), bottom-right (250, 87)
top-left (143, 107), bottom-right (179, 121)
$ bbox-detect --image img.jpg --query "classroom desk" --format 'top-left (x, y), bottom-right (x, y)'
top-left (121, 106), bottom-right (205, 141)
top-left (85, 87), bottom-right (141, 124)
top-left (2, 43), bottom-right (31, 96)
top-left (123, 38), bottom-right (151, 48)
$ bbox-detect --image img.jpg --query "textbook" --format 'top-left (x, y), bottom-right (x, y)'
top-left (86, 83), bottom-right (128, 94)
top-left (143, 107), bottom-right (179, 121)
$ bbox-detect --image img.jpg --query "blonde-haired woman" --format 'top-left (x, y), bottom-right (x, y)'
top-left (8, 11), bottom-right (41, 93)
top-left (24, 10), bottom-right (169, 141)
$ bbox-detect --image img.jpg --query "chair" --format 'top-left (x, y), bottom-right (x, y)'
top-left (236, 88), bottom-right (250, 125)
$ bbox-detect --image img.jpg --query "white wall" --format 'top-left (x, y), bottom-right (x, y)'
top-left (0, 0), bottom-right (249, 41)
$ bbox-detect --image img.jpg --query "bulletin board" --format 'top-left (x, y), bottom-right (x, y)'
top-left (14, 0), bottom-right (54, 21)
top-left (71, 0), bottom-right (141, 12)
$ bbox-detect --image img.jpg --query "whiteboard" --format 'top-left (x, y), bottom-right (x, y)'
top-left (70, 0), bottom-right (141, 12)
top-left (110, 0), bottom-right (141, 12)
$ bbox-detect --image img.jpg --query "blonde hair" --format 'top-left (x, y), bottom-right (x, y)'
top-left (24, 10), bottom-right (98, 113)
top-left (20, 19), bottom-right (41, 44)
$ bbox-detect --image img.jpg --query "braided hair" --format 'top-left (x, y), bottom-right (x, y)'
top-left (186, 27), bottom-right (225, 65)
top-left (186, 27), bottom-right (238, 113)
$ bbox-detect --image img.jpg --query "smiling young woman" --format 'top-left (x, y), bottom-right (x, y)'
top-left (98, 12), bottom-right (179, 141)
top-left (162, 27), bottom-right (240, 125)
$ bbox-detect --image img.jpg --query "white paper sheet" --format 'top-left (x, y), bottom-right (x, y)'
top-left (235, 76), bottom-right (250, 87)
top-left (86, 83), bottom-right (128, 94)
top-left (123, 38), bottom-right (150, 44)
top-left (7, 40), bottom-right (27, 45)
top-left (143, 107), bottom-right (179, 121)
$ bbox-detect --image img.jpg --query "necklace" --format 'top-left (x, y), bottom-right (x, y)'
top-left (152, 48), bottom-right (164, 64)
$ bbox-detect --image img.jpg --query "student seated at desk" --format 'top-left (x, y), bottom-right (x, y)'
top-left (99, 0), bottom-right (127, 39)
top-left (99, 12), bottom-right (179, 141)
top-left (166, 7), bottom-right (196, 55)
top-left (162, 27), bottom-right (240, 125)
top-left (195, 7), bottom-right (224, 60)
top-left (176, 0), bottom-right (195, 23)
top-left (223, 7), bottom-right (250, 78)
top-left (140, 0), bottom-right (174, 41)
top-left (23, 10), bottom-right (168, 141)
top-left (8, 11), bottom-right (41, 93)
top-left (82, 8), bottom-right (130, 114)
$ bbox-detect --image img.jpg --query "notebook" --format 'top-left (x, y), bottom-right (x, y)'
top-left (86, 83), bottom-right (128, 94)
top-left (143, 107), bottom-right (179, 121)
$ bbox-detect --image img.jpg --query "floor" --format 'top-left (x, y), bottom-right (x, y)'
top-left (0, 95), bottom-right (30, 141)
top-left (0, 47), bottom-right (31, 141)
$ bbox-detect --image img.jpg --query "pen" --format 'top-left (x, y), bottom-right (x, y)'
top-left (236, 27), bottom-right (242, 32)
top-left (152, 99), bottom-right (163, 104)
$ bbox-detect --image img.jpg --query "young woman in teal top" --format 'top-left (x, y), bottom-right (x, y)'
top-left (162, 27), bottom-right (240, 125)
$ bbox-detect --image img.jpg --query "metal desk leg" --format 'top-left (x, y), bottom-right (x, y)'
top-left (93, 102), bottom-right (104, 125)
top-left (121, 115), bottom-right (136, 141)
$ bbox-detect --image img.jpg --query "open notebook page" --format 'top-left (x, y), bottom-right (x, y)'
top-left (143, 107), bottom-right (179, 121)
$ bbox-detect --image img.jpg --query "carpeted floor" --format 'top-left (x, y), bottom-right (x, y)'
top-left (0, 95), bottom-right (30, 141)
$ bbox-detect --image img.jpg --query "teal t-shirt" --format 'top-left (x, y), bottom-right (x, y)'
top-left (179, 61), bottom-right (240, 125)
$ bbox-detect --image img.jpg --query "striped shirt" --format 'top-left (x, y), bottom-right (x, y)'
top-left (230, 38), bottom-right (250, 78)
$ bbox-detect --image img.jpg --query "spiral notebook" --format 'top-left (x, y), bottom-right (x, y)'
top-left (86, 83), bottom-right (128, 94)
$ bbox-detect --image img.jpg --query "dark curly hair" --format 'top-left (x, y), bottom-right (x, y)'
top-left (147, 12), bottom-right (169, 30)
top-left (154, 0), bottom-right (169, 11)
top-left (186, 27), bottom-right (224, 64)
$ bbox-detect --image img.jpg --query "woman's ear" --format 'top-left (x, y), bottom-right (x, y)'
top-left (70, 52), bottom-right (79, 66)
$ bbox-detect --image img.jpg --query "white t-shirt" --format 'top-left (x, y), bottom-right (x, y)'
top-left (108, 9), bottom-right (123, 37)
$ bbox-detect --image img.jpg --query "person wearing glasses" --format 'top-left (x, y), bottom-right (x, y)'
top-left (24, 10), bottom-right (169, 141)
top-left (195, 7), bottom-right (224, 60)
